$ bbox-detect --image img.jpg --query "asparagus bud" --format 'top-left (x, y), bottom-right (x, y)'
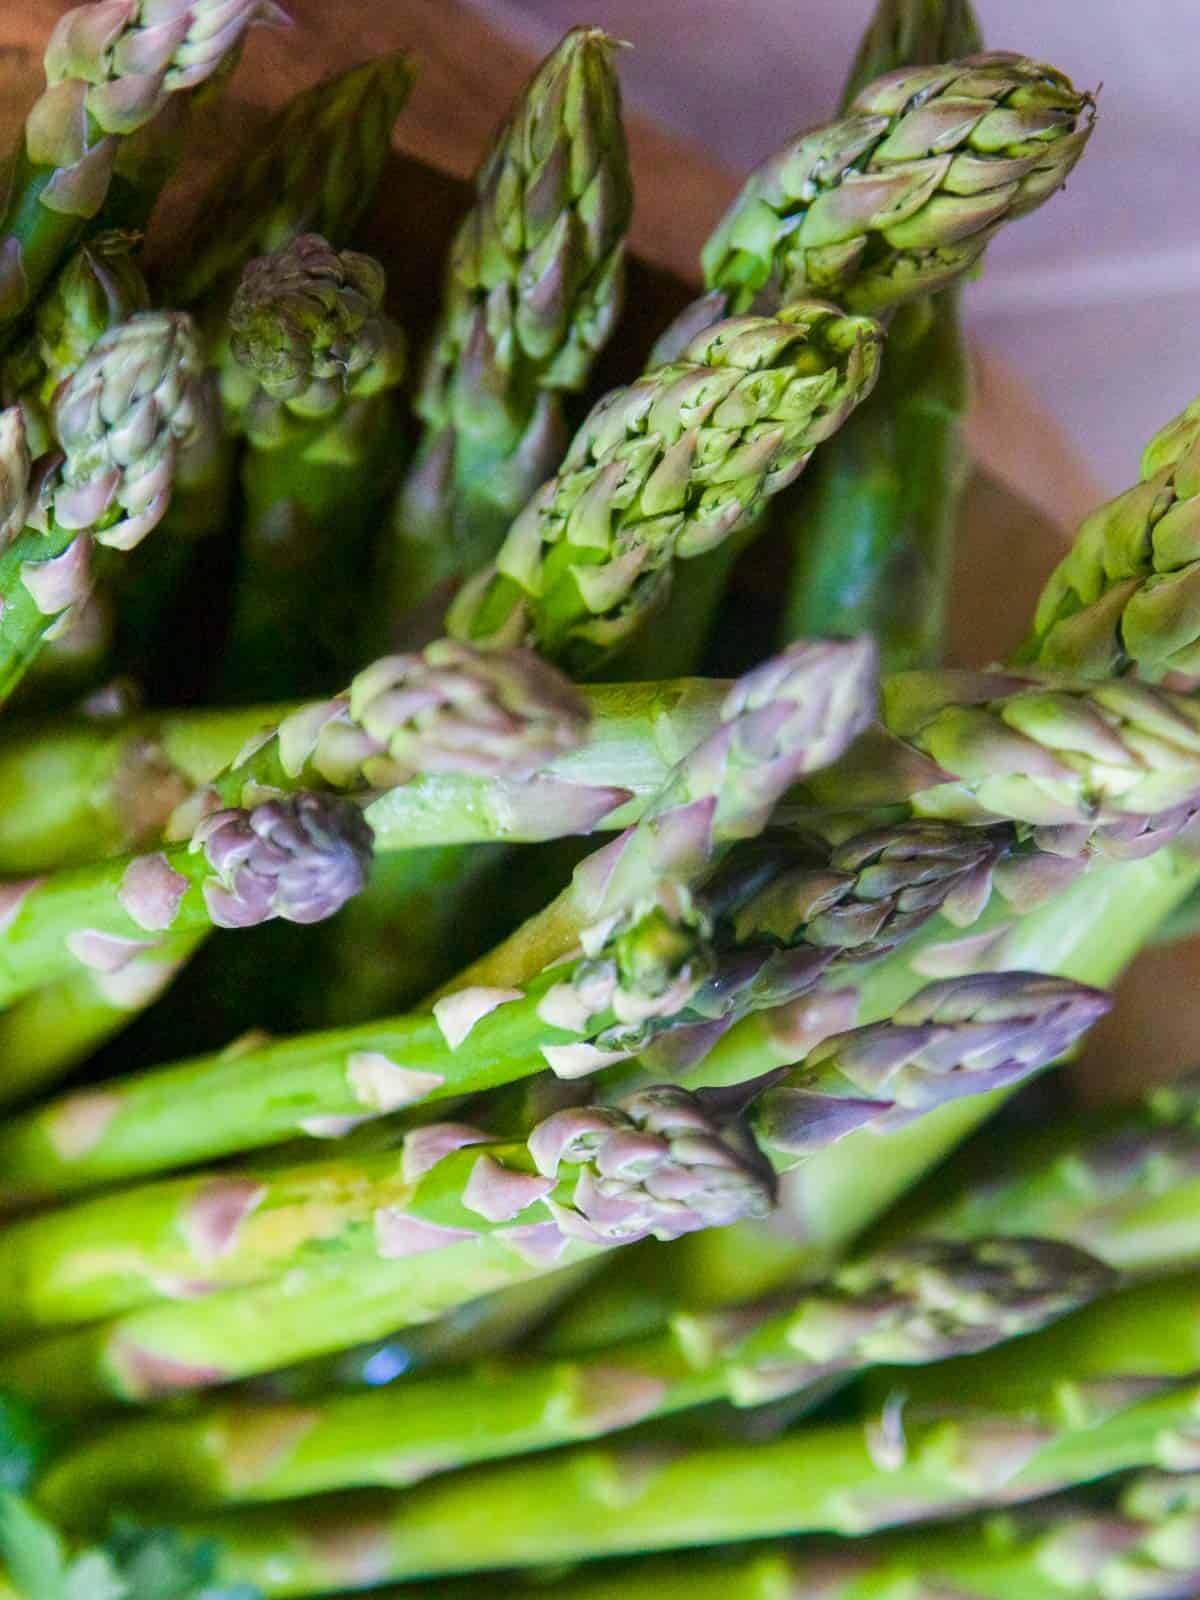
top-left (703, 53), bottom-right (1094, 315)
top-left (529, 1084), bottom-right (775, 1243)
top-left (226, 233), bottom-right (405, 425)
top-left (51, 309), bottom-right (210, 550)
top-left (751, 971), bottom-right (1109, 1159)
top-left (207, 638), bottom-right (592, 808)
top-left (448, 304), bottom-right (883, 668)
top-left (882, 667), bottom-right (1200, 830)
top-left (194, 793), bottom-right (373, 928)
top-left (0, 406), bottom-right (32, 548)
top-left (422, 27), bottom-right (632, 433)
top-left (1027, 394), bottom-right (1200, 681)
top-left (711, 819), bottom-right (1010, 962)
top-left (573, 638), bottom-right (880, 920)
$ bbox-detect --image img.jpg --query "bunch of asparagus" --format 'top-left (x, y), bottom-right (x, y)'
top-left (0, 1), bottom-right (1195, 1597)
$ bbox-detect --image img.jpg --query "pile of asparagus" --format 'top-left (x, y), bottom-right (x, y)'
top-left (0, 0), bottom-right (1197, 1594)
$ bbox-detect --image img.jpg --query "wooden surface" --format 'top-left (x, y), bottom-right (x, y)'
top-left (1, 0), bottom-right (1192, 1099)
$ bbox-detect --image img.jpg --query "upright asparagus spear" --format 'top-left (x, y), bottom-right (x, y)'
top-left (1020, 393), bottom-right (1200, 681)
top-left (0, 0), bottom-right (284, 341)
top-left (447, 302), bottom-right (883, 670)
top-left (36, 1235), bottom-right (1111, 1518)
top-left (702, 53), bottom-right (1093, 316)
top-left (373, 27), bottom-right (632, 646)
top-left (216, 233), bottom-right (407, 697)
top-left (0, 969), bottom-right (1102, 1396)
top-left (166, 53), bottom-right (414, 311)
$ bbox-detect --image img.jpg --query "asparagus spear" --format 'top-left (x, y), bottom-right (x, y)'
top-left (163, 1377), bottom-right (1200, 1591)
top-left (167, 53), bottom-right (414, 311)
top-left (843, 0), bottom-right (984, 102)
top-left (447, 302), bottom-right (883, 671)
top-left (36, 1235), bottom-right (1110, 1517)
top-left (0, 790), bottom-right (370, 1010)
top-left (374, 27), bottom-right (632, 647)
top-left (702, 53), bottom-right (1093, 317)
top-left (0, 969), bottom-right (1102, 1396)
top-left (0, 0), bottom-right (285, 341)
top-left (1021, 393), bottom-right (1200, 681)
top-left (339, 1474), bottom-right (1200, 1600)
top-left (0, 311), bottom-right (216, 707)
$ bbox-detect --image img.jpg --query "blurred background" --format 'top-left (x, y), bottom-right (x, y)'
top-left (474, 0), bottom-right (1200, 499)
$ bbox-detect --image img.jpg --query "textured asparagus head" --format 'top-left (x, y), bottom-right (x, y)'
top-left (50, 308), bottom-right (213, 551)
top-left (751, 970), bottom-right (1110, 1159)
top-left (703, 52), bottom-right (1094, 314)
top-left (884, 666), bottom-right (1200, 833)
top-left (1028, 393), bottom-right (1200, 682)
top-left (225, 232), bottom-right (405, 425)
top-left (571, 637), bottom-right (879, 920)
top-left (710, 818), bottom-right (1009, 962)
top-left (170, 51), bottom-right (415, 308)
top-left (448, 303), bottom-right (883, 667)
top-left (194, 792), bottom-right (374, 928)
top-left (421, 25), bottom-right (632, 437)
top-left (529, 1082), bottom-right (776, 1243)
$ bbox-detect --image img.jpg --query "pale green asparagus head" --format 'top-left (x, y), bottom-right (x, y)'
top-left (35, 232), bottom-right (151, 397)
top-left (703, 52), bottom-right (1094, 314)
top-left (885, 667), bottom-right (1200, 830)
top-left (50, 308), bottom-right (212, 550)
top-left (1027, 394), bottom-right (1200, 682)
top-left (449, 303), bottom-right (883, 668)
top-left (421, 26), bottom-right (632, 435)
top-left (226, 233), bottom-right (405, 424)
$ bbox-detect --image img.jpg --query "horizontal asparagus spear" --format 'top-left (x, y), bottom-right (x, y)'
top-left (0, 791), bottom-right (370, 1011)
top-left (363, 1472), bottom-right (1200, 1600)
top-left (0, 969), bottom-right (1102, 1395)
top-left (35, 1234), bottom-right (1110, 1518)
top-left (172, 1375), bottom-right (1200, 1592)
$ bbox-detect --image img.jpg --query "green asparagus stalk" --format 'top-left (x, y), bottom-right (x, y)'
top-left (342, 1474), bottom-right (1200, 1600)
top-left (0, 885), bottom-right (717, 1197)
top-left (35, 1235), bottom-right (1110, 1518)
top-left (167, 53), bottom-right (414, 312)
top-left (0, 0), bottom-right (285, 342)
top-left (702, 53), bottom-right (1093, 317)
top-left (1020, 393), bottom-right (1200, 681)
top-left (842, 0), bottom-right (984, 103)
top-left (0, 968), bottom-right (1102, 1401)
top-left (374, 28), bottom-right (632, 647)
top-left (446, 302), bottom-right (883, 671)
top-left (0, 311), bottom-right (216, 707)
top-left (163, 1378), bottom-right (1200, 1591)
top-left (878, 1068), bottom-right (1200, 1274)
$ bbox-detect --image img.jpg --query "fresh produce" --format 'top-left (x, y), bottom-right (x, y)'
top-left (0, 4), bottom-right (1192, 1598)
